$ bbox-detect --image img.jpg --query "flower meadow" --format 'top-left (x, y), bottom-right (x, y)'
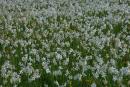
top-left (1, 0), bottom-right (130, 87)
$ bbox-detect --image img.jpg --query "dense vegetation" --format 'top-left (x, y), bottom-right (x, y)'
top-left (0, 0), bottom-right (130, 87)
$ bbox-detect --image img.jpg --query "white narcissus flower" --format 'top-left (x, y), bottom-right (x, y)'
top-left (22, 54), bottom-right (28, 62)
top-left (109, 66), bottom-right (118, 74)
top-left (10, 72), bottom-right (21, 84)
top-left (21, 63), bottom-right (34, 75)
top-left (1, 61), bottom-right (14, 79)
top-left (56, 53), bottom-right (63, 60)
top-left (91, 82), bottom-right (96, 87)
top-left (120, 67), bottom-right (129, 75)
top-left (46, 68), bottom-right (51, 74)
top-left (29, 69), bottom-right (40, 81)
top-left (73, 74), bottom-right (82, 81)
top-left (115, 38), bottom-right (122, 48)
top-left (53, 70), bottom-right (62, 76)
top-left (63, 58), bottom-right (69, 65)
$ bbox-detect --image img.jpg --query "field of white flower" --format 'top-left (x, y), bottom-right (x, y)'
top-left (0, 0), bottom-right (130, 87)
